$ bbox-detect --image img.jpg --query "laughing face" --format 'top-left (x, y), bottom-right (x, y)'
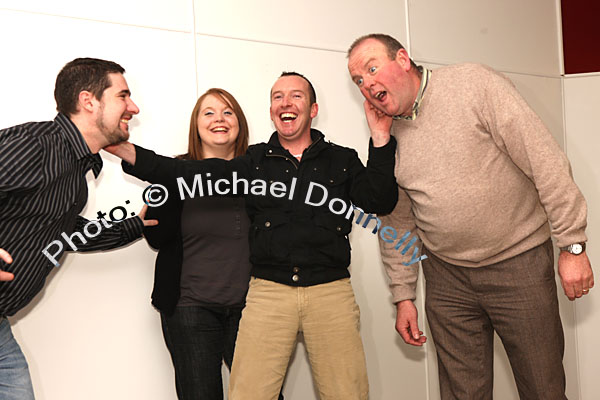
top-left (95, 73), bottom-right (139, 145)
top-left (348, 38), bottom-right (418, 117)
top-left (197, 94), bottom-right (239, 155)
top-left (270, 75), bottom-right (318, 143)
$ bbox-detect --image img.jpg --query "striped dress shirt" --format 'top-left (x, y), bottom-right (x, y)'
top-left (0, 113), bottom-right (143, 316)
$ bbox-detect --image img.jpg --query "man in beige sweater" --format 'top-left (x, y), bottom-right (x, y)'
top-left (348, 33), bottom-right (594, 399)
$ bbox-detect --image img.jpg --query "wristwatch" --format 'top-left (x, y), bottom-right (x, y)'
top-left (560, 242), bottom-right (586, 255)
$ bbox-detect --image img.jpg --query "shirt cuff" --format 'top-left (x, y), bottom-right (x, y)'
top-left (120, 216), bottom-right (144, 242)
top-left (368, 135), bottom-right (397, 166)
top-left (390, 284), bottom-right (417, 304)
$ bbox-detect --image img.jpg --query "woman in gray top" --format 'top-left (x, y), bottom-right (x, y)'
top-left (144, 88), bottom-right (253, 400)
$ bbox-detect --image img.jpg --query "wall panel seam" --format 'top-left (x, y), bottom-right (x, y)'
top-left (421, 268), bottom-right (432, 400)
top-left (563, 72), bottom-right (600, 78)
top-left (555, 0), bottom-right (565, 76)
top-left (0, 7), bottom-right (192, 34)
top-left (407, 2), bottom-right (430, 398)
top-left (404, 0), bottom-right (412, 57)
top-left (414, 58), bottom-right (562, 80)
top-left (193, 31), bottom-right (348, 55)
top-left (561, 78), bottom-right (568, 153)
top-left (560, 76), bottom-right (583, 400)
top-left (191, 0), bottom-right (199, 99)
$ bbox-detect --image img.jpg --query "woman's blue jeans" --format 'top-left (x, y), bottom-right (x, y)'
top-left (160, 305), bottom-right (243, 400)
top-left (161, 305), bottom-right (285, 400)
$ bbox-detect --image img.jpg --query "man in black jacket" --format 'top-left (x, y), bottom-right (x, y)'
top-left (107, 72), bottom-right (397, 400)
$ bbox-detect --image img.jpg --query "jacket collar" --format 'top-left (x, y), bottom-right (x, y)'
top-left (267, 128), bottom-right (326, 154)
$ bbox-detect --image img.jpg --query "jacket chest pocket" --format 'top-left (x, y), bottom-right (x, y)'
top-left (310, 166), bottom-right (350, 192)
top-left (249, 213), bottom-right (290, 262)
top-left (252, 163), bottom-right (296, 192)
top-left (303, 167), bottom-right (351, 211)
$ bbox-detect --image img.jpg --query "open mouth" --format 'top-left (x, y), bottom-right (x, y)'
top-left (211, 126), bottom-right (229, 133)
top-left (120, 118), bottom-right (130, 130)
top-left (280, 112), bottom-right (298, 122)
top-left (374, 91), bottom-right (387, 102)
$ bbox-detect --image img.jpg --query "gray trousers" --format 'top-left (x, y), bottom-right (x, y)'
top-left (422, 239), bottom-right (567, 400)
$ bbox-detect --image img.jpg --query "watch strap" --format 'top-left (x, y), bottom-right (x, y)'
top-left (560, 242), bottom-right (586, 254)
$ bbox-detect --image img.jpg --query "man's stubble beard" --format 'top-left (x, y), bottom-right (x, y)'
top-left (96, 101), bottom-right (129, 146)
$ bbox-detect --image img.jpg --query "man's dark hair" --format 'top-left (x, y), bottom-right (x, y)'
top-left (347, 33), bottom-right (418, 69)
top-left (54, 58), bottom-right (125, 116)
top-left (279, 71), bottom-right (317, 105)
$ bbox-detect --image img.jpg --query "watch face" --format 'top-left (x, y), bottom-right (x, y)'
top-left (572, 244), bottom-right (583, 254)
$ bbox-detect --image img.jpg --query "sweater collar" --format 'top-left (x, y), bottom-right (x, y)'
top-left (394, 66), bottom-right (431, 121)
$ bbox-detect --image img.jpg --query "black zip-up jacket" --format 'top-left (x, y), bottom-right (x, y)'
top-left (124, 129), bottom-right (397, 288)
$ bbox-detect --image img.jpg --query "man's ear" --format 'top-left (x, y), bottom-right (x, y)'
top-left (77, 91), bottom-right (97, 113)
top-left (395, 48), bottom-right (411, 71)
top-left (310, 102), bottom-right (319, 119)
top-left (269, 102), bottom-right (275, 122)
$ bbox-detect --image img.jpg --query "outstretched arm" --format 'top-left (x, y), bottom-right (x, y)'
top-left (104, 141), bottom-right (136, 165)
top-left (73, 208), bottom-right (151, 253)
top-left (108, 142), bottom-right (252, 193)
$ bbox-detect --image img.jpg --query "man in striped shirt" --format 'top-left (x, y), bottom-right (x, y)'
top-left (0, 58), bottom-right (155, 400)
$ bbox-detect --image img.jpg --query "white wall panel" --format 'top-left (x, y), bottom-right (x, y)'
top-left (196, 34), bottom-right (428, 399)
top-left (0, 0), bottom-right (193, 32)
top-left (351, 228), bottom-right (429, 400)
top-left (408, 0), bottom-right (561, 76)
top-left (193, 0), bottom-right (407, 53)
top-left (563, 76), bottom-right (600, 400)
top-left (0, 10), bottom-right (198, 151)
top-left (1, 8), bottom-right (197, 400)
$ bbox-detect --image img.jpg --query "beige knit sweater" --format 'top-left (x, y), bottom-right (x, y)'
top-left (380, 63), bottom-right (588, 303)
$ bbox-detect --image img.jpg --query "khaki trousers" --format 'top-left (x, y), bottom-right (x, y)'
top-left (423, 239), bottom-right (567, 400)
top-left (228, 277), bottom-right (369, 400)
